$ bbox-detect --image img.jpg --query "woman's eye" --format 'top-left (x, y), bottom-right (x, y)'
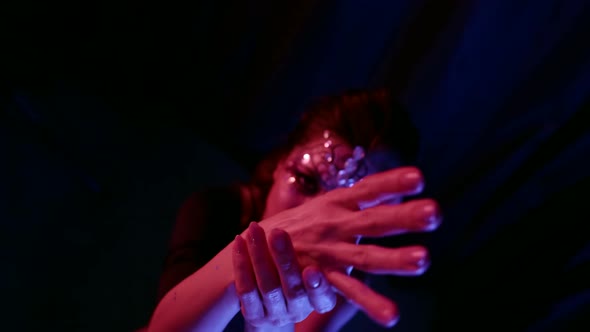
top-left (293, 171), bottom-right (319, 195)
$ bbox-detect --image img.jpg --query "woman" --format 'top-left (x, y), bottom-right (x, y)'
top-left (148, 89), bottom-right (441, 331)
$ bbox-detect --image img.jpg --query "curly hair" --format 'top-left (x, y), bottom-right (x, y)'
top-left (245, 88), bottom-right (420, 220)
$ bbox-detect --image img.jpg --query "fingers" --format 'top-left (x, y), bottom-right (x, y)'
top-left (324, 269), bottom-right (399, 327)
top-left (344, 198), bottom-right (442, 237)
top-left (302, 265), bottom-right (337, 313)
top-left (268, 229), bottom-right (313, 321)
top-left (329, 166), bottom-right (424, 209)
top-left (268, 229), bottom-right (306, 299)
top-left (312, 244), bottom-right (430, 276)
top-left (246, 222), bottom-right (288, 318)
top-left (232, 235), bottom-right (264, 321)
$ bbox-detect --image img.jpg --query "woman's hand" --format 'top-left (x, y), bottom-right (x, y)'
top-left (258, 167), bottom-right (442, 326)
top-left (232, 223), bottom-right (337, 329)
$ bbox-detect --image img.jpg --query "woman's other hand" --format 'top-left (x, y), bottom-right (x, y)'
top-left (258, 167), bottom-right (442, 326)
top-left (232, 223), bottom-right (336, 329)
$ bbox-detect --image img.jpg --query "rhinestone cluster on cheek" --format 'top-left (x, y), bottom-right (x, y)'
top-left (318, 130), bottom-right (367, 190)
top-left (335, 145), bottom-right (366, 188)
top-left (284, 130), bottom-right (368, 191)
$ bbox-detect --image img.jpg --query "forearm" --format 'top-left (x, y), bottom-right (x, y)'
top-left (148, 243), bottom-right (240, 332)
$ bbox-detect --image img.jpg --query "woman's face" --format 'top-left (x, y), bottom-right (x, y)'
top-left (262, 132), bottom-right (400, 218)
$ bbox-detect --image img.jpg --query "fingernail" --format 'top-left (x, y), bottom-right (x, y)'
top-left (381, 305), bottom-right (400, 327)
top-left (418, 203), bottom-right (441, 231)
top-left (409, 248), bottom-right (430, 271)
top-left (306, 270), bottom-right (321, 288)
top-left (400, 170), bottom-right (423, 191)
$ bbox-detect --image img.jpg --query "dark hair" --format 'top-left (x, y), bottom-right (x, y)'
top-left (287, 88), bottom-right (418, 162)
top-left (245, 88), bottom-right (420, 219)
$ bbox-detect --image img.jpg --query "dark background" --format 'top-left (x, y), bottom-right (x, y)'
top-left (2, 1), bottom-right (589, 331)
